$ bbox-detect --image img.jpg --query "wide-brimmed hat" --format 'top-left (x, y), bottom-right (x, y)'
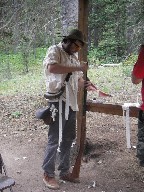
top-left (63, 29), bottom-right (86, 45)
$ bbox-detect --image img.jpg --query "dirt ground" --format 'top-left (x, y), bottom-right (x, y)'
top-left (1, 94), bottom-right (144, 192)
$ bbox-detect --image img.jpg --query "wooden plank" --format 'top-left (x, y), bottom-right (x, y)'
top-left (86, 100), bottom-right (139, 118)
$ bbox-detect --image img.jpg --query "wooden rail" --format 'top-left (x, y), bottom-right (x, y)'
top-left (86, 100), bottom-right (139, 118)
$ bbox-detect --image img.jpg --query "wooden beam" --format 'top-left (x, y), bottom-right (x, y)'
top-left (86, 100), bottom-right (139, 118)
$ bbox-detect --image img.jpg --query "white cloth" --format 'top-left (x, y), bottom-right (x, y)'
top-left (58, 98), bottom-right (62, 146)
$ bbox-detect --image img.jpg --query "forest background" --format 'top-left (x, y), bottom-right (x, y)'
top-left (0, 0), bottom-right (144, 87)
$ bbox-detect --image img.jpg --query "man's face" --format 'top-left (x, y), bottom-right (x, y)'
top-left (63, 40), bottom-right (83, 55)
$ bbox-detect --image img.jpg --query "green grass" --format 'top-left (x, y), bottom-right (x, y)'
top-left (88, 65), bottom-right (131, 93)
top-left (0, 70), bottom-right (45, 95)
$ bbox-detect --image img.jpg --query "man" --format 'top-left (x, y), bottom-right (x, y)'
top-left (42, 29), bottom-right (92, 190)
top-left (131, 44), bottom-right (144, 166)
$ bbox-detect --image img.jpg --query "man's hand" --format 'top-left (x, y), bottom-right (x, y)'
top-left (78, 79), bottom-right (97, 91)
top-left (80, 62), bottom-right (88, 73)
top-left (85, 81), bottom-right (97, 91)
top-left (85, 80), bottom-right (112, 97)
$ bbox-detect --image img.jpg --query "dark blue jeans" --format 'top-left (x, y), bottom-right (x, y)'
top-left (42, 101), bottom-right (76, 177)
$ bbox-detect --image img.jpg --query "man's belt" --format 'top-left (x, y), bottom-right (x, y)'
top-left (44, 86), bottom-right (65, 100)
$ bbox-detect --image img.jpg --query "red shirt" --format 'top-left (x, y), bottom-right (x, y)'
top-left (132, 46), bottom-right (144, 110)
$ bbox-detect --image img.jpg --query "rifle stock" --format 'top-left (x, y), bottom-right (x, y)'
top-left (71, 116), bottom-right (86, 178)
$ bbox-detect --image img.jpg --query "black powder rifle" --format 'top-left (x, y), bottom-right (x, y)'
top-left (71, 63), bottom-right (88, 180)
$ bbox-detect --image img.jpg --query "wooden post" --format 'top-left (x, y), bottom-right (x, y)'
top-left (77, 0), bottom-right (89, 145)
top-left (71, 2), bottom-right (89, 179)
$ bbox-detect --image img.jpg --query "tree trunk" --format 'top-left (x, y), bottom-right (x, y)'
top-left (12, 0), bottom-right (19, 52)
top-left (60, 0), bottom-right (78, 35)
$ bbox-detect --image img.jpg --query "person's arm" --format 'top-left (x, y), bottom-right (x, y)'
top-left (48, 63), bottom-right (88, 74)
top-left (131, 44), bottom-right (144, 84)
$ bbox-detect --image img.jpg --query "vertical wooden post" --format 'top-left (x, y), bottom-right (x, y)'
top-left (71, 0), bottom-right (89, 179)
top-left (77, 0), bottom-right (89, 145)
top-left (78, 0), bottom-right (89, 61)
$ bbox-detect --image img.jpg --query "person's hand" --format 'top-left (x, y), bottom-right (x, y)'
top-left (80, 62), bottom-right (88, 73)
top-left (85, 81), bottom-right (97, 91)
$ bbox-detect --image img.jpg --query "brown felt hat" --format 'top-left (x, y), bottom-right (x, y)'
top-left (63, 29), bottom-right (86, 46)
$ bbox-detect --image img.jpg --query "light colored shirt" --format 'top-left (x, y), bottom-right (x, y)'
top-left (43, 42), bottom-right (83, 111)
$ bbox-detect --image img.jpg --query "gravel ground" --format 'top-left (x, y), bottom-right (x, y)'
top-left (1, 94), bottom-right (144, 192)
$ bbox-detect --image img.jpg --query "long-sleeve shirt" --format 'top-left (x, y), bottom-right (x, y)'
top-left (43, 42), bottom-right (83, 111)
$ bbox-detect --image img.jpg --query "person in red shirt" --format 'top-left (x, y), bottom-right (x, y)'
top-left (131, 44), bottom-right (144, 166)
